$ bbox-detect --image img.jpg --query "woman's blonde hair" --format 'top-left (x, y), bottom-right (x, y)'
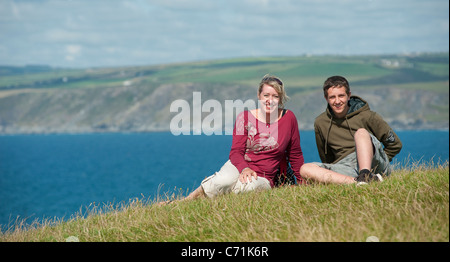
top-left (258, 74), bottom-right (289, 108)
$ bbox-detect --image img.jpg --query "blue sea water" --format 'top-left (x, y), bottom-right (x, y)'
top-left (0, 130), bottom-right (448, 230)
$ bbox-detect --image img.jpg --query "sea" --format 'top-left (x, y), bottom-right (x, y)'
top-left (0, 130), bottom-right (448, 230)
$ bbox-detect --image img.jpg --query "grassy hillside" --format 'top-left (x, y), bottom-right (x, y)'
top-left (1, 54), bottom-right (448, 90)
top-left (0, 53), bottom-right (448, 133)
top-left (1, 164), bottom-right (448, 242)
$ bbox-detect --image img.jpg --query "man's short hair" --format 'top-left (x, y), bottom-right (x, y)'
top-left (323, 76), bottom-right (350, 98)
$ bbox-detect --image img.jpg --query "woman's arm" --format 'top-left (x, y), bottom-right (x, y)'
top-left (286, 112), bottom-right (305, 184)
top-left (229, 111), bottom-right (250, 173)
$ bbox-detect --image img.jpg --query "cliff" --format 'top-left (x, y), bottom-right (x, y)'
top-left (0, 54), bottom-right (448, 134)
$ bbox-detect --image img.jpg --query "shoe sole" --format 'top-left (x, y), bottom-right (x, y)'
top-left (356, 174), bottom-right (383, 186)
top-left (374, 174), bottom-right (384, 182)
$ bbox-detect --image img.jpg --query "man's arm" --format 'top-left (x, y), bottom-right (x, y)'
top-left (369, 112), bottom-right (402, 161)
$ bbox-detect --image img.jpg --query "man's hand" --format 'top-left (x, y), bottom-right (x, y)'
top-left (239, 167), bottom-right (258, 184)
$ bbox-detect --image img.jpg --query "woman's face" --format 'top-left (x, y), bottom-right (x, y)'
top-left (258, 84), bottom-right (280, 115)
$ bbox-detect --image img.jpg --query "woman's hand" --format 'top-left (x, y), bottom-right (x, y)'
top-left (239, 167), bottom-right (258, 184)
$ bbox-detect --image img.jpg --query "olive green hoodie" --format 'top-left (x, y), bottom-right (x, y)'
top-left (314, 96), bottom-right (402, 164)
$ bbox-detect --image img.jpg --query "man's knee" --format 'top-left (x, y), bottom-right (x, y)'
top-left (354, 128), bottom-right (370, 139)
top-left (354, 128), bottom-right (376, 156)
top-left (354, 129), bottom-right (374, 146)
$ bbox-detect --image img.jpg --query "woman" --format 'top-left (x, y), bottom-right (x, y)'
top-left (168, 74), bottom-right (305, 203)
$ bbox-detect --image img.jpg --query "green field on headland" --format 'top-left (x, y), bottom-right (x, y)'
top-left (0, 53), bottom-right (448, 133)
top-left (1, 163), bottom-right (448, 242)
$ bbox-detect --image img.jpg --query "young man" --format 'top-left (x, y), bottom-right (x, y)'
top-left (300, 76), bottom-right (402, 185)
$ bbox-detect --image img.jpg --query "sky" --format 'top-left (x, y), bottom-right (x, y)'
top-left (0, 0), bottom-right (448, 68)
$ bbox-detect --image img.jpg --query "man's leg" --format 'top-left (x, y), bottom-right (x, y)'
top-left (354, 128), bottom-right (374, 172)
top-left (354, 128), bottom-right (385, 182)
top-left (300, 163), bottom-right (356, 184)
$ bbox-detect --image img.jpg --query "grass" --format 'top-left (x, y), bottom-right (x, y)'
top-left (0, 163), bottom-right (448, 242)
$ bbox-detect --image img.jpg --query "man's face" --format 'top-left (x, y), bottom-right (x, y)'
top-left (325, 86), bottom-right (351, 118)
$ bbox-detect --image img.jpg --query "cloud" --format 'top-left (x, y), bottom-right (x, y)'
top-left (65, 44), bottom-right (82, 61)
top-left (0, 0), bottom-right (448, 68)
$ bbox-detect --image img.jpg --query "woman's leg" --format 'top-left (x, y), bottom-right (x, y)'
top-left (158, 160), bottom-right (239, 205)
top-left (232, 176), bottom-right (271, 194)
top-left (184, 185), bottom-right (206, 200)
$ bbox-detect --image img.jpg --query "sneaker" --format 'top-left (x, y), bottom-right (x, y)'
top-left (355, 169), bottom-right (383, 184)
